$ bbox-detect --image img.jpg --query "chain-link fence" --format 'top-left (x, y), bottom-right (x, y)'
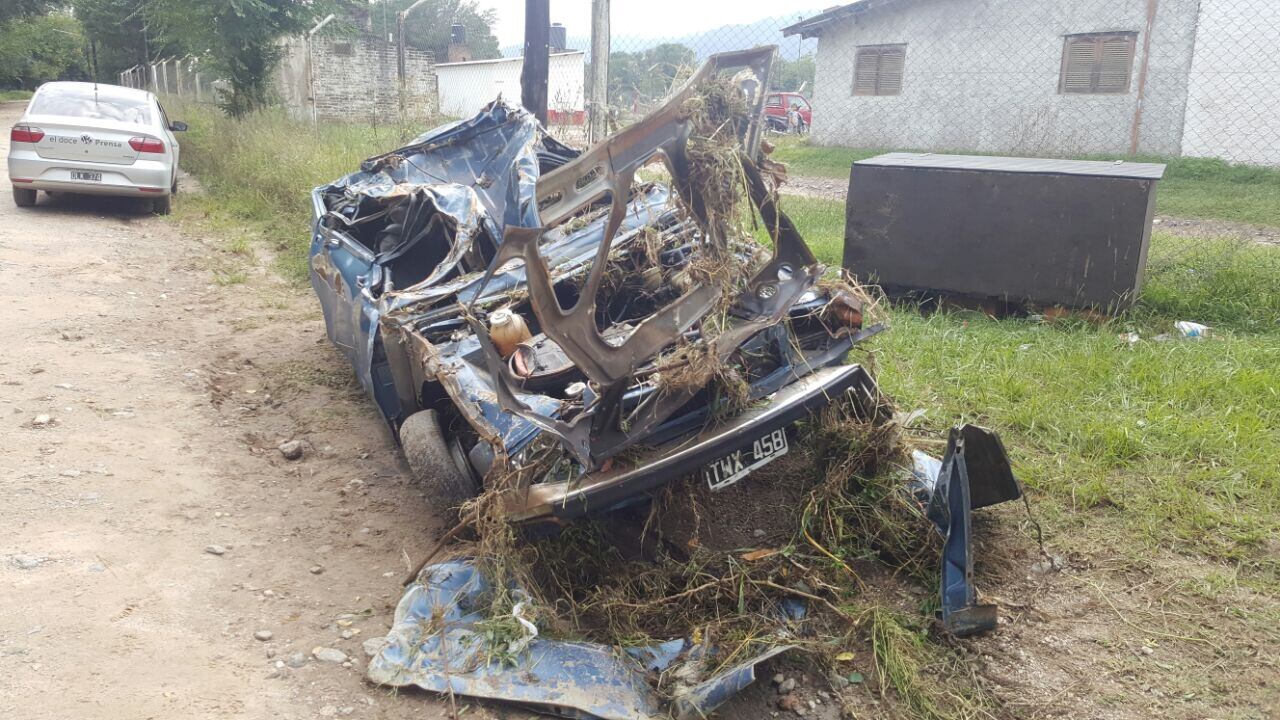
top-left (120, 2), bottom-right (1280, 285)
top-left (118, 56), bottom-right (218, 104)
top-left (547, 0), bottom-right (1279, 283)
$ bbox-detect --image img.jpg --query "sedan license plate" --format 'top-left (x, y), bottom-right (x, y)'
top-left (71, 170), bottom-right (102, 182)
top-left (704, 428), bottom-right (789, 491)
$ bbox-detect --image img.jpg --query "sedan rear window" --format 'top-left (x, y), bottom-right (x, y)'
top-left (30, 87), bottom-right (152, 125)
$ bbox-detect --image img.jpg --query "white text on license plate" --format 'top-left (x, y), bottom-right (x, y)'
top-left (703, 428), bottom-right (788, 491)
top-left (71, 170), bottom-right (102, 182)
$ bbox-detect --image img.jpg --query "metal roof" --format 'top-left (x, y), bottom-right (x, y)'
top-left (782, 1), bottom-right (909, 38)
top-left (855, 152), bottom-right (1167, 179)
top-left (436, 50), bottom-right (584, 68)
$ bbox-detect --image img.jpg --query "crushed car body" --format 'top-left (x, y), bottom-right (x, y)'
top-left (310, 46), bottom-right (884, 529)
top-left (310, 44), bottom-right (1022, 679)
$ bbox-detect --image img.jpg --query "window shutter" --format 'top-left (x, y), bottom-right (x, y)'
top-left (1060, 32), bottom-right (1136, 94)
top-left (854, 49), bottom-right (880, 96)
top-left (1097, 35), bottom-right (1135, 92)
top-left (877, 46), bottom-right (905, 94)
top-left (1062, 37), bottom-right (1099, 93)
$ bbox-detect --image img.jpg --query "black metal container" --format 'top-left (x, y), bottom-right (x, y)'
top-left (842, 153), bottom-right (1166, 309)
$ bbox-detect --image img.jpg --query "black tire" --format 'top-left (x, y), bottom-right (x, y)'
top-left (152, 193), bottom-right (172, 215)
top-left (399, 409), bottom-right (476, 512)
top-left (12, 186), bottom-right (36, 207)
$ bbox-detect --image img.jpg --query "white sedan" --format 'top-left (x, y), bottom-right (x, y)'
top-left (8, 81), bottom-right (186, 214)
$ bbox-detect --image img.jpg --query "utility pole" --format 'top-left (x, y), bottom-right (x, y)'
top-left (396, 0), bottom-right (432, 117)
top-left (521, 0), bottom-right (550, 125)
top-left (588, 0), bottom-right (610, 143)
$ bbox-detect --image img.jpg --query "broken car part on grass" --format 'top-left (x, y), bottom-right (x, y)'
top-left (310, 46), bottom-right (1023, 719)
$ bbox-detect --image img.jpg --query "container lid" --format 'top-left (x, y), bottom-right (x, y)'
top-left (855, 152), bottom-right (1166, 180)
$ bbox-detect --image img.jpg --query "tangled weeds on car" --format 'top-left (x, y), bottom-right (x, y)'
top-left (311, 46), bottom-right (1027, 720)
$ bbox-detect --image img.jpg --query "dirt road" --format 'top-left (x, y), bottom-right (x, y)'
top-left (0, 102), bottom-right (467, 719)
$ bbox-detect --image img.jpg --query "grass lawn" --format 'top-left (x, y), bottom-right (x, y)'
top-left (771, 136), bottom-right (1280, 228)
top-left (0, 89), bottom-right (33, 102)
top-left (178, 105), bottom-right (1280, 584)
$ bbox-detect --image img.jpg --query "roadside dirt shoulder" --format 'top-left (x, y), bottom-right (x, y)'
top-left (0, 104), bottom-right (466, 720)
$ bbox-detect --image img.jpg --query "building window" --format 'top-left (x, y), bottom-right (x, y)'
top-left (853, 44), bottom-right (906, 96)
top-left (1060, 32), bottom-right (1137, 94)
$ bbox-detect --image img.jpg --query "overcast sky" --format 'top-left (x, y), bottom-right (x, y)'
top-left (471, 1), bottom-right (830, 46)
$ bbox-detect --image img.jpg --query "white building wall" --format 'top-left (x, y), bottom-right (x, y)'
top-left (436, 51), bottom-right (585, 119)
top-left (1180, 0), bottom-right (1280, 166)
top-left (810, 0), bottom-right (1200, 157)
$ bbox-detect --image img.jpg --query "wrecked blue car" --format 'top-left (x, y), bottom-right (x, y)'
top-left (311, 45), bottom-right (1024, 720)
top-left (310, 47), bottom-right (1021, 635)
top-left (309, 48), bottom-right (882, 529)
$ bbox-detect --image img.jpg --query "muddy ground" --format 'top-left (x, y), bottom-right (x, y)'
top-left (1, 102), bottom-right (1275, 719)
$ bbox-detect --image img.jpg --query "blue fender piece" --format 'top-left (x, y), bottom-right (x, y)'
top-left (912, 425), bottom-right (1023, 636)
top-left (368, 560), bottom-right (795, 720)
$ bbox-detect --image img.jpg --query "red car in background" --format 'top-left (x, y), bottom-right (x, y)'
top-left (764, 91), bottom-right (812, 132)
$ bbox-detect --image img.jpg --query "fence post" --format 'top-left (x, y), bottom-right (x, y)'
top-left (588, 0), bottom-right (610, 143)
top-left (521, 0), bottom-right (550, 125)
top-left (307, 15), bottom-right (336, 124)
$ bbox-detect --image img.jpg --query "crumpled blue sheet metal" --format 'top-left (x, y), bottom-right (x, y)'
top-left (310, 100), bottom-right (580, 429)
top-left (367, 560), bottom-right (794, 720)
top-left (909, 424), bottom-right (1023, 636)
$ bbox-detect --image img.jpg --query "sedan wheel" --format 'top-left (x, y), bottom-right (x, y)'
top-left (152, 193), bottom-right (172, 215)
top-left (12, 186), bottom-right (37, 207)
top-left (399, 409), bottom-right (477, 515)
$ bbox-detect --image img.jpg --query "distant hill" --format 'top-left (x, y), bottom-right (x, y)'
top-left (501, 11), bottom-right (823, 60)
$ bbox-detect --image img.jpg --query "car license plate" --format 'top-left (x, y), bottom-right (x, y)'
top-left (71, 170), bottom-right (102, 182)
top-left (703, 428), bottom-right (789, 491)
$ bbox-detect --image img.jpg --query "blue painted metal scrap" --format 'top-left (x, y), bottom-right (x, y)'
top-left (367, 560), bottom-right (794, 720)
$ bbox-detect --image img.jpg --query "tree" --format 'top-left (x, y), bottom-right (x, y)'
top-left (770, 55), bottom-right (815, 93)
top-left (369, 0), bottom-right (500, 62)
top-left (607, 43), bottom-right (696, 110)
top-left (0, 12), bottom-right (87, 89)
top-left (75, 0), bottom-right (185, 81)
top-left (0, 0), bottom-right (63, 24)
top-left (147, 0), bottom-right (316, 116)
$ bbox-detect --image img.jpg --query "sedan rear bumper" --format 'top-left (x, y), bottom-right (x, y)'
top-left (8, 152), bottom-right (171, 196)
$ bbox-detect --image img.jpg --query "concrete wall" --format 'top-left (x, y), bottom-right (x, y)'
top-left (309, 36), bottom-right (438, 122)
top-left (810, 0), bottom-right (1200, 157)
top-left (436, 51), bottom-right (585, 120)
top-left (1181, 0), bottom-right (1280, 166)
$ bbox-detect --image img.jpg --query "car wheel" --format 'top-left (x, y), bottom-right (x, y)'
top-left (399, 409), bottom-right (476, 513)
top-left (152, 193), bottom-right (172, 215)
top-left (12, 186), bottom-right (37, 207)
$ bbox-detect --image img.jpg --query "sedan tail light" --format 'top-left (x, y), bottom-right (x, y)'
top-left (10, 125), bottom-right (44, 143)
top-left (128, 136), bottom-right (165, 153)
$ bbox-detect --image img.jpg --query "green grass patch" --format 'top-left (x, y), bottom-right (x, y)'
top-left (773, 187), bottom-right (1280, 567)
top-left (872, 237), bottom-right (1280, 566)
top-left (0, 89), bottom-right (33, 102)
top-left (174, 104), bottom-right (420, 282)
top-left (772, 136), bottom-right (1280, 227)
